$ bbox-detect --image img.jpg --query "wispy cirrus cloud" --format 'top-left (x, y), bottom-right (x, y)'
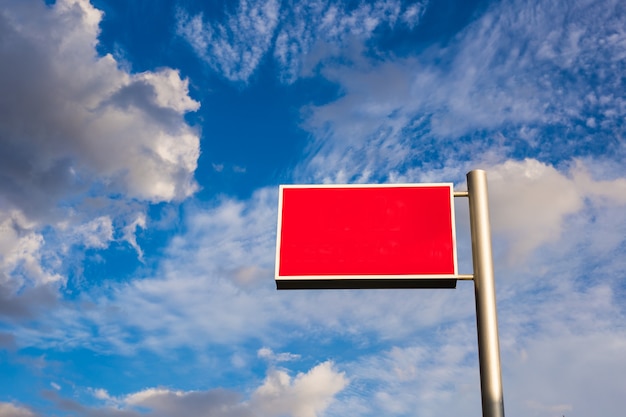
top-left (176, 0), bottom-right (428, 83)
top-left (258, 347), bottom-right (301, 362)
top-left (273, 0), bottom-right (427, 83)
top-left (176, 0), bottom-right (281, 82)
top-left (297, 0), bottom-right (626, 184)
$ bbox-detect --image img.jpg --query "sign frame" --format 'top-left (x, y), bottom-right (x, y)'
top-left (275, 183), bottom-right (459, 289)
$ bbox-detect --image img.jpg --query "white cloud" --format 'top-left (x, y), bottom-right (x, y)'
top-left (1, 1), bottom-right (200, 210)
top-left (252, 361), bottom-right (348, 417)
top-left (485, 158), bottom-right (626, 262)
top-left (0, 402), bottom-right (36, 417)
top-left (122, 213), bottom-right (146, 260)
top-left (274, 0), bottom-right (421, 83)
top-left (337, 334), bottom-right (481, 417)
top-left (491, 254), bottom-right (626, 416)
top-left (0, 210), bottom-right (62, 292)
top-left (258, 347), bottom-right (301, 362)
top-left (67, 362), bottom-right (346, 417)
top-left (72, 216), bottom-right (114, 249)
top-left (296, 0), bottom-right (626, 184)
top-left (401, 3), bottom-right (426, 28)
top-left (177, 0), bottom-right (428, 83)
top-left (0, 0), bottom-right (201, 305)
top-left (91, 388), bottom-right (112, 401)
top-left (54, 188), bottom-right (282, 352)
top-left (176, 0), bottom-right (281, 82)
top-left (486, 160), bottom-right (584, 260)
top-left (136, 69), bottom-right (200, 113)
top-left (335, 282), bottom-right (626, 417)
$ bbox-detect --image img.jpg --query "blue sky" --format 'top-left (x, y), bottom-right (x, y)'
top-left (1, 0), bottom-right (626, 416)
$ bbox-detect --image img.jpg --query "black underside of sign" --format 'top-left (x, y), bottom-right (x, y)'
top-left (276, 278), bottom-right (457, 290)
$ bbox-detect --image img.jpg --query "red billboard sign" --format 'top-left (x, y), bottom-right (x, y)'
top-left (275, 184), bottom-right (458, 289)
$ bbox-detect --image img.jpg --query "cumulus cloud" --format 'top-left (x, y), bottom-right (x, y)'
top-left (485, 158), bottom-right (626, 262)
top-left (0, 211), bottom-right (62, 291)
top-left (122, 387), bottom-right (248, 417)
top-left (0, 210), bottom-right (63, 321)
top-left (0, 402), bottom-right (36, 417)
top-left (41, 362), bottom-right (346, 417)
top-left (0, 0), bottom-right (201, 303)
top-left (0, 0), bottom-right (200, 213)
top-left (252, 361), bottom-right (348, 417)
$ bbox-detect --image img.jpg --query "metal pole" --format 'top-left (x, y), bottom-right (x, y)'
top-left (467, 170), bottom-right (505, 417)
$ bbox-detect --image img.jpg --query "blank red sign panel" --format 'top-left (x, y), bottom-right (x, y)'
top-left (276, 184), bottom-right (457, 278)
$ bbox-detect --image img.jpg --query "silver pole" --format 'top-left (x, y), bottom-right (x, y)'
top-left (467, 170), bottom-right (505, 417)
